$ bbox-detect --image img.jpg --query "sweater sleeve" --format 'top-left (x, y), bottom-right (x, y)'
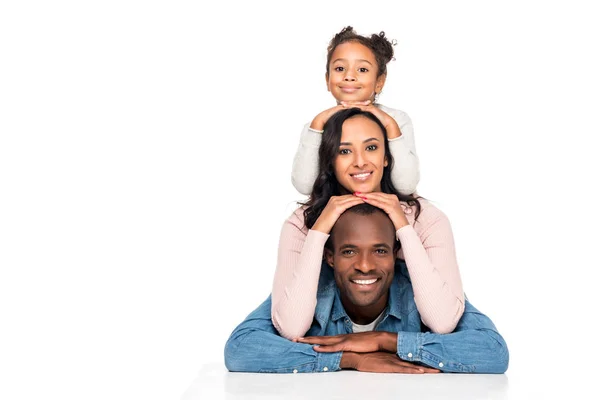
top-left (396, 203), bottom-right (465, 333)
top-left (271, 208), bottom-right (330, 339)
top-left (291, 123), bottom-right (322, 195)
top-left (386, 107), bottom-right (420, 195)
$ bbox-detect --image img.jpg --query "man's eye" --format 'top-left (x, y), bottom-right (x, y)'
top-left (342, 250), bottom-right (356, 256)
top-left (359, 67), bottom-right (369, 73)
top-left (366, 144), bottom-right (378, 151)
top-left (339, 148), bottom-right (351, 155)
top-left (375, 249), bottom-right (388, 254)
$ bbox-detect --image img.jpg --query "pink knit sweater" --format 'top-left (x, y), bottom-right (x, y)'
top-left (270, 198), bottom-right (465, 339)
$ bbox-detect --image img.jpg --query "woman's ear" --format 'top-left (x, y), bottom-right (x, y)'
top-left (384, 156), bottom-right (389, 167)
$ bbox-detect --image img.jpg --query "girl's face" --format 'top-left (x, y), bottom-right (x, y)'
top-left (334, 115), bottom-right (387, 194)
top-left (326, 41), bottom-right (385, 104)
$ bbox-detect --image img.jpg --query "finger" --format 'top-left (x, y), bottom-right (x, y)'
top-left (312, 345), bottom-right (342, 353)
top-left (297, 336), bottom-right (341, 345)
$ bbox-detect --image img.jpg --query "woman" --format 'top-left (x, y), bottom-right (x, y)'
top-left (272, 108), bottom-right (465, 339)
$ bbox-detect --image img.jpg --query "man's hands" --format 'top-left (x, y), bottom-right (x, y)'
top-left (341, 352), bottom-right (440, 374)
top-left (297, 331), bottom-right (397, 353)
top-left (297, 332), bottom-right (440, 374)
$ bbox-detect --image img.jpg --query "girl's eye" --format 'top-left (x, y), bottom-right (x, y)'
top-left (334, 66), bottom-right (345, 72)
top-left (339, 148), bottom-right (351, 155)
top-left (366, 145), bottom-right (378, 151)
top-left (359, 67), bottom-right (369, 73)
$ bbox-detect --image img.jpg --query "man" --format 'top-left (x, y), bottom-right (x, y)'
top-left (224, 204), bottom-right (509, 373)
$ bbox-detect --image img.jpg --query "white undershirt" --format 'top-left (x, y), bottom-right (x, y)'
top-left (351, 311), bottom-right (386, 333)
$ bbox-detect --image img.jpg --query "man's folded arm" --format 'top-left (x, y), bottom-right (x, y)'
top-left (224, 297), bottom-right (342, 373)
top-left (394, 302), bottom-right (509, 373)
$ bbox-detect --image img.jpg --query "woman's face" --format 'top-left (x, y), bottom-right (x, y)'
top-left (334, 115), bottom-right (387, 193)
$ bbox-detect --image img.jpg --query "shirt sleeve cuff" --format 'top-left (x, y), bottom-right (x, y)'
top-left (316, 351), bottom-right (343, 372)
top-left (396, 331), bottom-right (423, 362)
top-left (301, 124), bottom-right (324, 147)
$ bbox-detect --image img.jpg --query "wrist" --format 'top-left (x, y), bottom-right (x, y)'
top-left (378, 332), bottom-right (398, 353)
top-left (310, 117), bottom-right (325, 131)
top-left (340, 352), bottom-right (359, 369)
top-left (386, 121), bottom-right (402, 139)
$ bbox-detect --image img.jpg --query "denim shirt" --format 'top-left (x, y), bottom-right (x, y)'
top-left (225, 260), bottom-right (509, 374)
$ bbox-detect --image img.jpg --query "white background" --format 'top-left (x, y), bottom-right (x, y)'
top-left (1, 1), bottom-right (599, 399)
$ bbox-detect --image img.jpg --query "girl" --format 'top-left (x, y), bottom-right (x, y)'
top-left (292, 26), bottom-right (419, 196)
top-left (273, 108), bottom-right (465, 339)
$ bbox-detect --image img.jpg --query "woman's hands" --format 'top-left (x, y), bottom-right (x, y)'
top-left (311, 194), bottom-right (365, 234)
top-left (311, 192), bottom-right (410, 234)
top-left (360, 192), bottom-right (410, 231)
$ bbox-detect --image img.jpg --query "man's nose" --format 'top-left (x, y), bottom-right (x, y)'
top-left (355, 254), bottom-right (374, 273)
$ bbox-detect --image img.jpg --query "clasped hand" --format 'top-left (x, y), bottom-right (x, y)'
top-left (296, 332), bottom-right (439, 374)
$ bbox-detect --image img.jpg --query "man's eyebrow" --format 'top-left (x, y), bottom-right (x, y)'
top-left (332, 58), bottom-right (374, 66)
top-left (372, 243), bottom-right (393, 249)
top-left (339, 137), bottom-right (381, 146)
top-left (337, 243), bottom-right (393, 250)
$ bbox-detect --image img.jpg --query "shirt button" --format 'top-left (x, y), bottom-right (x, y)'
top-left (438, 362), bottom-right (444, 368)
top-left (293, 369), bottom-right (298, 374)
top-left (323, 367), bottom-right (329, 372)
top-left (407, 353), bottom-right (413, 358)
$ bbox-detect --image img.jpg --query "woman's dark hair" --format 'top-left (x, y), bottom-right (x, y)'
top-left (326, 26), bottom-right (395, 78)
top-left (302, 108), bottom-right (421, 229)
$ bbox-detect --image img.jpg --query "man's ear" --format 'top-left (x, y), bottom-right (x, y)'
top-left (375, 74), bottom-right (386, 94)
top-left (393, 238), bottom-right (401, 255)
top-left (324, 248), bottom-right (334, 268)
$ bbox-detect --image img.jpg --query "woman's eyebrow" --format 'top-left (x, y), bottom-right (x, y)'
top-left (339, 137), bottom-right (380, 146)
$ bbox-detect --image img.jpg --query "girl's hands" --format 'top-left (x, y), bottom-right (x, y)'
top-left (311, 194), bottom-right (365, 234)
top-left (309, 100), bottom-right (374, 131)
top-left (342, 101), bottom-right (402, 139)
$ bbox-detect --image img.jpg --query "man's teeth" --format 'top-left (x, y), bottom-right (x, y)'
top-left (352, 279), bottom-right (377, 285)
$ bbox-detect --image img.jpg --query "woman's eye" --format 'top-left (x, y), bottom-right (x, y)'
top-left (366, 145), bottom-right (378, 151)
top-left (339, 148), bottom-right (351, 155)
top-left (359, 67), bottom-right (369, 73)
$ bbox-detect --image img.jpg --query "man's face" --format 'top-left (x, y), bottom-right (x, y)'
top-left (325, 210), bottom-right (397, 314)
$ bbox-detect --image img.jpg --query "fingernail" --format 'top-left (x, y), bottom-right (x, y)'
top-left (354, 192), bottom-right (361, 195)
top-left (361, 197), bottom-right (367, 200)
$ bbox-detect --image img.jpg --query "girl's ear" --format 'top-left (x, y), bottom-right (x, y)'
top-left (325, 73), bottom-right (331, 92)
top-left (375, 74), bottom-right (387, 94)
